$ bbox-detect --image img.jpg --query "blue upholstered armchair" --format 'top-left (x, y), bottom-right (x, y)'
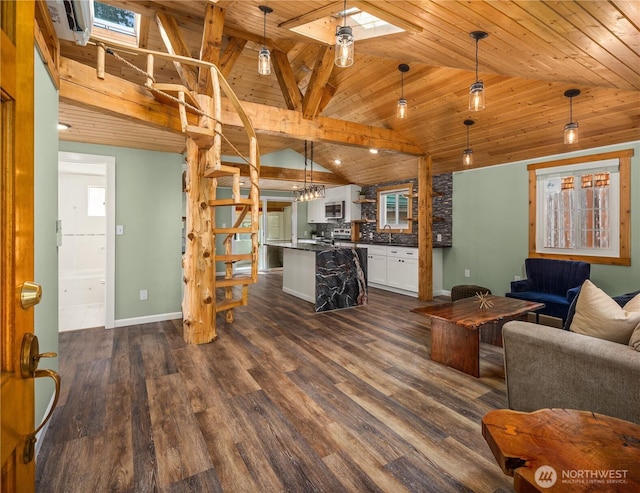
top-left (506, 258), bottom-right (591, 321)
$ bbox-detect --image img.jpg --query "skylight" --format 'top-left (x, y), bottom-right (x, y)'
top-left (93, 1), bottom-right (136, 36)
top-left (337, 9), bottom-right (404, 40)
top-left (289, 7), bottom-right (404, 44)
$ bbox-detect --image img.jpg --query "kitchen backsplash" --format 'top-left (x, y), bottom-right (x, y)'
top-left (312, 174), bottom-right (452, 248)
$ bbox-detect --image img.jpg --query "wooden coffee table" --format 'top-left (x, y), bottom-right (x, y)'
top-left (482, 408), bottom-right (640, 492)
top-left (411, 296), bottom-right (543, 377)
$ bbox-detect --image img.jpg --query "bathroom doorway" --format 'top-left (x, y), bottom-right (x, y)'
top-left (58, 152), bottom-right (115, 330)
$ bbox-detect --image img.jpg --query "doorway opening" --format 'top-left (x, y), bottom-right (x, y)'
top-left (57, 152), bottom-right (115, 330)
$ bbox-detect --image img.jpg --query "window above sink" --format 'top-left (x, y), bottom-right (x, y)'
top-left (377, 183), bottom-right (413, 234)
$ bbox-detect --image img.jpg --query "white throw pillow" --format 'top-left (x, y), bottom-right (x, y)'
top-left (570, 280), bottom-right (640, 344)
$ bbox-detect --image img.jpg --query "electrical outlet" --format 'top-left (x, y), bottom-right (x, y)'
top-left (436, 234), bottom-right (442, 242)
top-left (139, 289), bottom-right (148, 300)
top-left (464, 269), bottom-right (471, 278)
top-left (514, 275), bottom-right (521, 281)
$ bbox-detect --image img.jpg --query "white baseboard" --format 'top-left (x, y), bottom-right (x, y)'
top-left (113, 311), bottom-right (182, 328)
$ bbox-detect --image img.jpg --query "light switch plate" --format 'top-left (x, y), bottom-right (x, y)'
top-left (116, 225), bottom-right (124, 235)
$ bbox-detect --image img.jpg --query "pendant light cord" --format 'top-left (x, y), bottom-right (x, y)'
top-left (343, 0), bottom-right (347, 27)
top-left (262, 11), bottom-right (267, 49)
top-left (475, 38), bottom-right (479, 82)
top-left (303, 140), bottom-right (308, 188)
top-left (569, 96), bottom-right (573, 122)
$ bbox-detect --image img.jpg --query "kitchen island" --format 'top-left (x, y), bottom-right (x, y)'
top-left (269, 242), bottom-right (368, 312)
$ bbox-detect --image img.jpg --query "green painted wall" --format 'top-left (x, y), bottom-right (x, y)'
top-left (34, 48), bottom-right (59, 425)
top-left (59, 142), bottom-right (183, 320)
top-left (445, 141), bottom-right (640, 297)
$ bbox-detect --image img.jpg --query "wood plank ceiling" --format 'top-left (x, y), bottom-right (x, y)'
top-left (56, 1), bottom-right (640, 190)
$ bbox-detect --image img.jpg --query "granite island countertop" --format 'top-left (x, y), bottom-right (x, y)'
top-left (266, 241), bottom-right (365, 252)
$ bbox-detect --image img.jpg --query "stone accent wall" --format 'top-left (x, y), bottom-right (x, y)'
top-left (314, 174), bottom-right (452, 247)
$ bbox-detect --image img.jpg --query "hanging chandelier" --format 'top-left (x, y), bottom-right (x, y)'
top-left (294, 141), bottom-right (325, 202)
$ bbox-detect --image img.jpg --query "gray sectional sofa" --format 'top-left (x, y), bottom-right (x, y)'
top-left (502, 321), bottom-right (640, 424)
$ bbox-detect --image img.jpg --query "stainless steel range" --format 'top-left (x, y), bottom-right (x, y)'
top-left (332, 227), bottom-right (352, 240)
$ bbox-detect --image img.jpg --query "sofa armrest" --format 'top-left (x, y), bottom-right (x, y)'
top-left (503, 321), bottom-right (640, 424)
top-left (565, 286), bottom-right (581, 303)
top-left (510, 279), bottom-right (532, 293)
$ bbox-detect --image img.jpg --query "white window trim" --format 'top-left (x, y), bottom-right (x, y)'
top-left (535, 159), bottom-right (620, 257)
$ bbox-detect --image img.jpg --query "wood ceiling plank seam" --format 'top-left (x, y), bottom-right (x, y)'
top-left (553, 1), bottom-right (640, 80)
top-left (579, 2), bottom-right (640, 54)
top-left (408, 2), bottom-right (554, 74)
top-left (524, 1), bottom-right (640, 90)
top-left (430, 0), bottom-right (613, 88)
top-left (483, 5), bottom-right (617, 88)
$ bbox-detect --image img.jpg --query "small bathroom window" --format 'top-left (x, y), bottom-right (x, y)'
top-left (87, 186), bottom-right (106, 217)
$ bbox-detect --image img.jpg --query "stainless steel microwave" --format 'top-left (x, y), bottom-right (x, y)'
top-left (325, 201), bottom-right (344, 220)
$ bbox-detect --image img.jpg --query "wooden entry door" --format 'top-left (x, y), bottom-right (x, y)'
top-left (1, 1), bottom-right (37, 491)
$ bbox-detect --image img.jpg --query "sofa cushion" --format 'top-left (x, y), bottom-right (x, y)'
top-left (506, 291), bottom-right (568, 306)
top-left (570, 280), bottom-right (640, 344)
top-left (631, 326), bottom-right (640, 351)
top-left (564, 285), bottom-right (640, 330)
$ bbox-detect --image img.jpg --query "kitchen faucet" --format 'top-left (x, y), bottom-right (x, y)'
top-left (383, 224), bottom-right (392, 244)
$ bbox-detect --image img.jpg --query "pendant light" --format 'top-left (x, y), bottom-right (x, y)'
top-left (397, 64), bottom-right (409, 119)
top-left (258, 5), bottom-right (273, 76)
top-left (564, 89), bottom-right (580, 144)
top-left (469, 31), bottom-right (488, 112)
top-left (294, 141), bottom-right (325, 202)
top-left (463, 119), bottom-right (475, 166)
top-left (335, 0), bottom-right (354, 68)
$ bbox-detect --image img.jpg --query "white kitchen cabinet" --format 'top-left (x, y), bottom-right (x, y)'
top-left (307, 198), bottom-right (325, 224)
top-left (367, 254), bottom-right (387, 285)
top-left (306, 185), bottom-right (361, 224)
top-left (363, 244), bottom-right (387, 285)
top-left (386, 256), bottom-right (418, 292)
top-left (386, 246), bottom-right (418, 292)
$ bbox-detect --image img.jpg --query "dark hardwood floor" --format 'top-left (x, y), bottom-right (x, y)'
top-left (36, 271), bottom-right (513, 493)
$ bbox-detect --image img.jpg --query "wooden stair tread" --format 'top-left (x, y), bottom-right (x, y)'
top-left (209, 198), bottom-right (253, 207)
top-left (215, 299), bottom-right (245, 312)
top-left (215, 254), bottom-right (252, 262)
top-left (203, 165), bottom-right (240, 179)
top-left (151, 83), bottom-right (202, 112)
top-left (212, 227), bottom-right (254, 234)
top-left (216, 275), bottom-right (254, 287)
top-left (186, 125), bottom-right (216, 148)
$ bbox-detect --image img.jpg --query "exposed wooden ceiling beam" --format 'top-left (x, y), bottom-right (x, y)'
top-left (228, 162), bottom-right (349, 185)
top-left (198, 4), bottom-right (225, 92)
top-left (155, 11), bottom-right (198, 91)
top-left (219, 37), bottom-right (246, 78)
top-left (60, 56), bottom-right (423, 155)
top-left (302, 45), bottom-right (335, 119)
top-left (278, 2), bottom-right (342, 30)
top-left (271, 49), bottom-right (303, 111)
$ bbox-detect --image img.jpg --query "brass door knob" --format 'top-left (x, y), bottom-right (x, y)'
top-left (20, 281), bottom-right (42, 309)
